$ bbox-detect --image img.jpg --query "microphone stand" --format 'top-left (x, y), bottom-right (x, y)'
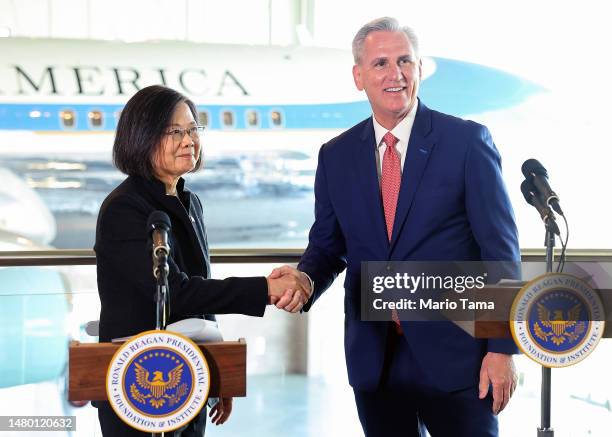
top-left (153, 250), bottom-right (169, 437)
top-left (154, 250), bottom-right (169, 331)
top-left (538, 218), bottom-right (556, 437)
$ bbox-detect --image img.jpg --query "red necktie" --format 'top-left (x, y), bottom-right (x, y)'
top-left (380, 131), bottom-right (403, 333)
top-left (381, 132), bottom-right (401, 241)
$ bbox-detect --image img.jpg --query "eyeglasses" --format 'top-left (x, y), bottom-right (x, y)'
top-left (165, 126), bottom-right (205, 143)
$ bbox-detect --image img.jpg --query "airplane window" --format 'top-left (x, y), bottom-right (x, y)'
top-left (270, 110), bottom-right (283, 127)
top-left (222, 111), bottom-right (234, 128)
top-left (60, 110), bottom-right (76, 128)
top-left (198, 111), bottom-right (209, 127)
top-left (88, 110), bottom-right (103, 128)
top-left (246, 110), bottom-right (259, 128)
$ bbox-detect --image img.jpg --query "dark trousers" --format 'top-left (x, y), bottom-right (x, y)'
top-left (97, 401), bottom-right (207, 436)
top-left (353, 325), bottom-right (498, 437)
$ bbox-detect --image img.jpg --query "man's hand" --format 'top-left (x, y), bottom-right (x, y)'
top-left (267, 265), bottom-right (312, 313)
top-left (209, 397), bottom-right (232, 425)
top-left (479, 352), bottom-right (517, 415)
top-left (266, 266), bottom-right (311, 313)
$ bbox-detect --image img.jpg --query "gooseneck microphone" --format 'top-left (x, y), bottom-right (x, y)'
top-left (521, 159), bottom-right (563, 215)
top-left (521, 179), bottom-right (560, 235)
top-left (147, 210), bottom-right (171, 279)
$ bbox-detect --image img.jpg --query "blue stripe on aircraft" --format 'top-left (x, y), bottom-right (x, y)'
top-left (0, 102), bottom-right (373, 131)
top-left (0, 58), bottom-right (544, 132)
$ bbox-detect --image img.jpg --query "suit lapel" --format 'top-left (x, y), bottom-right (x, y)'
top-left (389, 102), bottom-right (435, 252)
top-left (138, 177), bottom-right (208, 275)
top-left (353, 118), bottom-right (389, 248)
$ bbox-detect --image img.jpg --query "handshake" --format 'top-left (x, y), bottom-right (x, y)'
top-left (266, 265), bottom-right (312, 313)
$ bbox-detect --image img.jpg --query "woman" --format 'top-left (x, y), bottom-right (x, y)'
top-left (94, 85), bottom-right (304, 436)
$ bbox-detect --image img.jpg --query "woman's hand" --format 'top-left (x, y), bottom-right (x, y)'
top-left (209, 397), bottom-right (233, 425)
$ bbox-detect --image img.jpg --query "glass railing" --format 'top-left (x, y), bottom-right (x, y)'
top-left (0, 251), bottom-right (610, 436)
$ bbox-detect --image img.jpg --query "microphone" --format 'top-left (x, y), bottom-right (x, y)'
top-left (521, 179), bottom-right (560, 235)
top-left (521, 159), bottom-right (563, 215)
top-left (147, 210), bottom-right (171, 279)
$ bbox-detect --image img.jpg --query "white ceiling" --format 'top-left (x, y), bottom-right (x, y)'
top-left (0, 0), bottom-right (312, 45)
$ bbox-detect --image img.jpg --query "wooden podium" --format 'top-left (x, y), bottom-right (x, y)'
top-left (453, 286), bottom-right (612, 339)
top-left (68, 339), bottom-right (247, 402)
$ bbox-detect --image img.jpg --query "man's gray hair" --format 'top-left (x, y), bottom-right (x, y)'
top-left (352, 17), bottom-right (419, 64)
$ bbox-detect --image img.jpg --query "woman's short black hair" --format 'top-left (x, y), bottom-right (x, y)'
top-left (113, 85), bottom-right (202, 178)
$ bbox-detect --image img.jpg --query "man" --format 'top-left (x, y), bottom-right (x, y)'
top-left (273, 17), bottom-right (520, 437)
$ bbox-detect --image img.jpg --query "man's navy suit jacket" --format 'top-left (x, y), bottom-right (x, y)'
top-left (298, 100), bottom-right (520, 392)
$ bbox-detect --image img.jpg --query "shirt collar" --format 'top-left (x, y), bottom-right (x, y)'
top-left (135, 175), bottom-right (188, 196)
top-left (373, 101), bottom-right (418, 149)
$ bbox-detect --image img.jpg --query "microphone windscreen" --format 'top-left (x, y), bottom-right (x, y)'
top-left (521, 158), bottom-right (548, 178)
top-left (147, 210), bottom-right (171, 233)
top-left (520, 179), bottom-right (536, 205)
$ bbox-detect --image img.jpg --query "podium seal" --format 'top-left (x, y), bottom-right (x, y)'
top-left (510, 273), bottom-right (605, 368)
top-left (106, 330), bottom-right (210, 432)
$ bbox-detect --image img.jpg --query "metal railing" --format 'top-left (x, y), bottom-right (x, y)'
top-left (0, 248), bottom-right (302, 266)
top-left (1, 248), bottom-right (612, 267)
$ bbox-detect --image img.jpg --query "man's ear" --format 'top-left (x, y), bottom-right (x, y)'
top-left (418, 58), bottom-right (423, 80)
top-left (352, 64), bottom-right (364, 91)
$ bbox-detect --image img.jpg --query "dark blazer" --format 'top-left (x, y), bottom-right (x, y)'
top-left (95, 175), bottom-right (268, 343)
top-left (298, 100), bottom-right (520, 392)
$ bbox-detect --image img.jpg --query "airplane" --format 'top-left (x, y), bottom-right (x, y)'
top-left (0, 170), bottom-right (71, 394)
top-left (0, 167), bottom-right (56, 244)
top-left (0, 37), bottom-right (543, 396)
top-left (0, 36), bottom-right (544, 250)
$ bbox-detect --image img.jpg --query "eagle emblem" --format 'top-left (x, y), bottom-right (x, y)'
top-left (533, 302), bottom-right (587, 346)
top-left (130, 362), bottom-right (188, 409)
